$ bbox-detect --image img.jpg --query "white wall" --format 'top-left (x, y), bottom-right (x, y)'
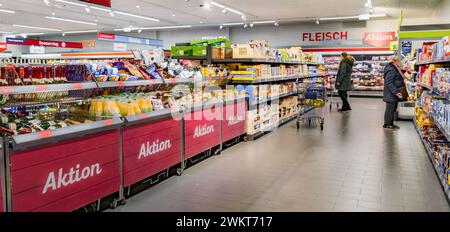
top-left (403, 0), bottom-right (450, 25)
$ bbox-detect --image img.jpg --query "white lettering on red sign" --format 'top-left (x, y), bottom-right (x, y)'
top-left (138, 139), bottom-right (172, 159)
top-left (38, 40), bottom-right (60, 47)
top-left (363, 32), bottom-right (396, 47)
top-left (42, 163), bottom-right (103, 194)
top-left (194, 124), bottom-right (214, 138)
top-left (0, 43), bottom-right (7, 51)
top-left (98, 33), bottom-right (115, 40)
top-left (302, 31), bottom-right (348, 42)
top-left (228, 115), bottom-right (244, 126)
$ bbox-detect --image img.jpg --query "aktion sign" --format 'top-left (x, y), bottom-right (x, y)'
top-left (363, 32), bottom-right (397, 47)
top-left (0, 42), bottom-right (6, 52)
top-left (6, 38), bottom-right (83, 49)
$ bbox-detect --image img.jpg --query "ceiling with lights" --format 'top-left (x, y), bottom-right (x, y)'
top-left (0, 0), bottom-right (444, 36)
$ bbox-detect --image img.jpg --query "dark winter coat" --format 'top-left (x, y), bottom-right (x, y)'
top-left (383, 63), bottom-right (406, 103)
top-left (335, 56), bottom-right (355, 91)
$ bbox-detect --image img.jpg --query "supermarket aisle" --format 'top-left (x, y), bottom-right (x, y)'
top-left (112, 98), bottom-right (450, 212)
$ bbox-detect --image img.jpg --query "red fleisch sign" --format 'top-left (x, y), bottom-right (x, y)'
top-left (302, 31), bottom-right (349, 42)
top-left (363, 32), bottom-right (396, 47)
top-left (79, 0), bottom-right (111, 7)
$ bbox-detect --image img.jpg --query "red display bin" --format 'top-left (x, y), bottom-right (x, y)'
top-left (5, 119), bottom-right (123, 212)
top-left (222, 98), bottom-right (247, 142)
top-left (122, 110), bottom-right (182, 187)
top-left (184, 102), bottom-right (222, 159)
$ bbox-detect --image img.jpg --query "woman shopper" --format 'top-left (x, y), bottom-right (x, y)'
top-left (383, 56), bottom-right (407, 129)
top-left (336, 52), bottom-right (355, 112)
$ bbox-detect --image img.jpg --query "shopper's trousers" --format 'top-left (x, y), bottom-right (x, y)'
top-left (338, 91), bottom-right (351, 110)
top-left (384, 102), bottom-right (398, 126)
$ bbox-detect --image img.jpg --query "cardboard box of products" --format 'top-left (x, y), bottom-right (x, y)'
top-left (232, 44), bottom-right (255, 59)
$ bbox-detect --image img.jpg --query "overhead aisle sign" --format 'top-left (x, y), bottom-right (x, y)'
top-left (98, 33), bottom-right (164, 47)
top-left (6, 38), bottom-right (83, 49)
top-left (79, 0), bottom-right (111, 7)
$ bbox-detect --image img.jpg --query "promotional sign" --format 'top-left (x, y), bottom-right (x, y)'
top-left (363, 32), bottom-right (397, 47)
top-left (81, 40), bottom-right (97, 48)
top-left (0, 42), bottom-right (7, 52)
top-left (98, 33), bottom-right (164, 47)
top-left (222, 100), bottom-right (247, 142)
top-left (79, 0), bottom-right (111, 7)
top-left (122, 118), bottom-right (182, 187)
top-left (390, 41), bottom-right (399, 51)
top-left (401, 41), bottom-right (413, 56)
top-left (10, 130), bottom-right (121, 212)
top-left (301, 31), bottom-right (349, 42)
top-left (29, 46), bottom-right (45, 54)
top-left (6, 38), bottom-right (83, 49)
top-left (113, 43), bottom-right (127, 52)
top-left (184, 106), bottom-right (221, 159)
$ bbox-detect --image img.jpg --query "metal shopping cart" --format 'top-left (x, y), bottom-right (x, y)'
top-left (296, 76), bottom-right (327, 131)
top-left (328, 88), bottom-right (343, 111)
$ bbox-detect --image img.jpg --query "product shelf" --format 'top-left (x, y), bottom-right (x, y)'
top-left (230, 74), bottom-right (327, 84)
top-left (0, 82), bottom-right (98, 95)
top-left (414, 120), bottom-right (450, 203)
top-left (417, 57), bottom-right (450, 66)
top-left (416, 82), bottom-right (433, 90)
top-left (211, 58), bottom-right (323, 66)
top-left (249, 91), bottom-right (299, 110)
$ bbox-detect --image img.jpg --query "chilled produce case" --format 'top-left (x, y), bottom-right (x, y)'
top-left (3, 118), bottom-right (123, 212)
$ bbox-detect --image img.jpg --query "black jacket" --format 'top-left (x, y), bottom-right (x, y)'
top-left (335, 56), bottom-right (355, 91)
top-left (383, 63), bottom-right (406, 103)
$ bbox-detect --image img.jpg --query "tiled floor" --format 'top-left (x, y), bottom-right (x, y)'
top-left (112, 98), bottom-right (450, 212)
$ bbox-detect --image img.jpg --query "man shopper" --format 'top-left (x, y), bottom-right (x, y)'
top-left (383, 56), bottom-right (407, 129)
top-left (335, 52), bottom-right (355, 112)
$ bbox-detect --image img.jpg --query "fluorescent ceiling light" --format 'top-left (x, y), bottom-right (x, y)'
top-left (222, 22), bottom-right (244, 26)
top-left (225, 8), bottom-right (242, 15)
top-left (91, 6), bottom-right (111, 12)
top-left (13, 24), bottom-right (62, 32)
top-left (211, 1), bottom-right (243, 15)
top-left (0, 9), bottom-right (16, 14)
top-left (0, 31), bottom-right (13, 34)
top-left (23, 33), bottom-right (45, 36)
top-left (53, 0), bottom-right (87, 7)
top-left (210, 2), bottom-right (225, 8)
top-left (140, 25), bottom-right (193, 30)
top-left (319, 16), bottom-right (359, 21)
top-left (114, 11), bottom-right (160, 22)
top-left (64, 30), bottom-right (98, 34)
top-left (370, 13), bottom-right (387, 18)
top-left (253, 20), bottom-right (276, 24)
top-left (45, 16), bottom-right (97, 26)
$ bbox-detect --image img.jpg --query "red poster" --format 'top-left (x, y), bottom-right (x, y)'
top-left (185, 107), bottom-right (221, 159)
top-left (122, 118), bottom-right (182, 187)
top-left (363, 32), bottom-right (396, 47)
top-left (0, 42), bottom-right (7, 52)
top-left (98, 33), bottom-right (115, 40)
top-left (6, 38), bottom-right (83, 49)
top-left (80, 0), bottom-right (111, 7)
top-left (222, 101), bottom-right (247, 142)
top-left (10, 130), bottom-right (121, 212)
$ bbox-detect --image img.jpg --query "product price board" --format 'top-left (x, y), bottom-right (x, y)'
top-left (222, 98), bottom-right (247, 142)
top-left (122, 111), bottom-right (182, 187)
top-left (7, 122), bottom-right (122, 212)
top-left (184, 103), bottom-right (222, 159)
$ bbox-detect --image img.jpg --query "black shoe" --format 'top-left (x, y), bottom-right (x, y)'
top-left (383, 125), bottom-right (395, 129)
top-left (392, 125), bottom-right (400, 129)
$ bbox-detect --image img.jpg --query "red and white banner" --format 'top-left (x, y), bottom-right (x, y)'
top-left (6, 38), bottom-right (83, 49)
top-left (10, 130), bottom-right (121, 212)
top-left (122, 118), bottom-right (182, 187)
top-left (0, 42), bottom-right (7, 52)
top-left (185, 107), bottom-right (221, 159)
top-left (363, 32), bottom-right (397, 47)
top-left (98, 33), bottom-right (115, 40)
top-left (222, 101), bottom-right (247, 142)
top-left (80, 0), bottom-right (111, 7)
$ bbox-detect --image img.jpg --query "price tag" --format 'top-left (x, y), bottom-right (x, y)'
top-left (103, 119), bottom-right (114, 125)
top-left (139, 113), bottom-right (147, 119)
top-left (38, 131), bottom-right (53, 139)
top-left (117, 81), bottom-right (125, 87)
top-left (72, 83), bottom-right (84, 90)
top-left (171, 78), bottom-right (176, 84)
top-left (0, 87), bottom-right (13, 95)
top-left (36, 85), bottom-right (49, 92)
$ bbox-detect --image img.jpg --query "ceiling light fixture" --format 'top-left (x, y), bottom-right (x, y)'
top-left (62, 32), bottom-right (66, 36)
top-left (53, 0), bottom-right (87, 7)
top-left (139, 25), bottom-right (192, 30)
top-left (249, 23), bottom-right (254, 28)
top-left (204, 3), bottom-right (211, 9)
top-left (320, 13), bottom-right (387, 21)
top-left (64, 30), bottom-right (98, 34)
top-left (20, 33), bottom-right (27, 38)
top-left (243, 23), bottom-right (248, 28)
top-left (274, 21), bottom-right (279, 27)
top-left (252, 20), bottom-right (276, 24)
top-left (316, 18), bottom-right (320, 24)
top-left (222, 22), bottom-right (244, 26)
top-left (114, 10), bottom-right (160, 22)
top-left (85, 7), bottom-right (91, 13)
top-left (13, 24), bottom-right (62, 32)
top-left (319, 15), bottom-right (359, 21)
top-left (172, 12), bottom-right (176, 17)
top-left (211, 1), bottom-right (243, 15)
top-left (91, 6), bottom-right (110, 12)
top-left (45, 16), bottom-right (98, 26)
top-left (109, 11), bottom-right (115, 17)
top-left (0, 9), bottom-right (16, 14)
top-left (219, 24), bottom-right (223, 29)
top-left (138, 29), bottom-right (142, 33)
top-left (222, 8), bottom-right (227, 14)
top-left (43, 0), bottom-right (50, 6)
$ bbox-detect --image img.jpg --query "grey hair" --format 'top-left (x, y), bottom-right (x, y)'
top-left (389, 56), bottom-right (400, 63)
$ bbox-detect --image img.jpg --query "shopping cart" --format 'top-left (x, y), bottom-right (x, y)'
top-left (296, 77), bottom-right (327, 131)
